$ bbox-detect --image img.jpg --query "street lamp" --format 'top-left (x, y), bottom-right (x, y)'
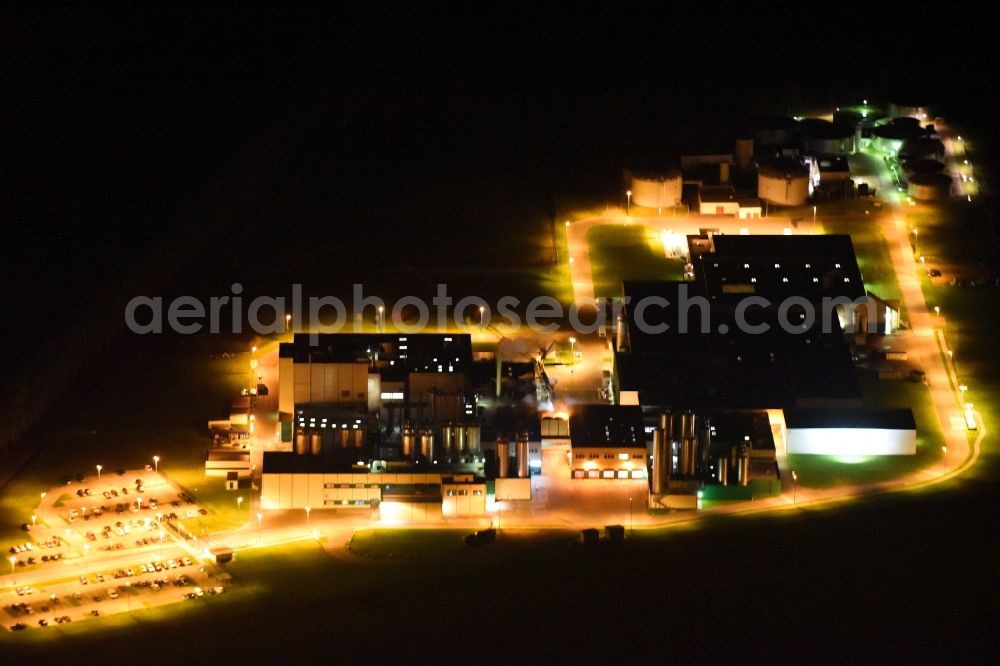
top-left (792, 470), bottom-right (798, 505)
top-left (568, 337), bottom-right (576, 364)
top-left (31, 514), bottom-right (36, 527)
top-left (9, 555), bottom-right (15, 576)
top-left (96, 464), bottom-right (102, 481)
top-left (629, 496), bottom-right (633, 535)
top-left (237, 496), bottom-right (244, 511)
top-left (564, 220), bottom-right (570, 228)
top-left (812, 205), bottom-right (817, 224)
top-left (626, 189), bottom-right (632, 215)
top-left (305, 506), bottom-right (311, 525)
top-left (934, 306), bottom-right (941, 318)
top-left (285, 313), bottom-right (292, 332)
top-left (942, 446), bottom-right (948, 472)
top-left (377, 305), bottom-right (384, 332)
top-left (959, 385), bottom-right (968, 403)
top-left (479, 305), bottom-right (485, 330)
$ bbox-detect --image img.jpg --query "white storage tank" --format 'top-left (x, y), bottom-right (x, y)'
top-left (629, 169), bottom-right (682, 209)
top-left (757, 157), bottom-right (810, 206)
top-left (907, 173), bottom-right (951, 201)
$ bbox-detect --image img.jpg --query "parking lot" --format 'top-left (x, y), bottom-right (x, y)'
top-left (3, 553), bottom-right (230, 631)
top-left (3, 469), bottom-right (231, 631)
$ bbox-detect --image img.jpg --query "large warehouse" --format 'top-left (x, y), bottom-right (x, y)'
top-left (784, 409), bottom-right (916, 455)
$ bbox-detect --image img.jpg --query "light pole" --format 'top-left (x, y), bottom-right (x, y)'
top-left (792, 470), bottom-right (798, 505)
top-left (285, 313), bottom-right (292, 332)
top-left (626, 189), bottom-right (632, 215)
top-left (257, 513), bottom-right (263, 545)
top-left (8, 555), bottom-right (15, 577)
top-left (629, 496), bottom-right (633, 535)
top-left (942, 446), bottom-right (948, 473)
top-left (237, 496), bottom-right (244, 512)
top-left (959, 384), bottom-right (968, 404)
top-left (153, 456), bottom-right (160, 487)
top-left (377, 305), bottom-right (384, 332)
top-left (934, 306), bottom-right (940, 318)
top-left (569, 337), bottom-right (576, 364)
top-left (479, 305), bottom-right (486, 330)
top-left (812, 205), bottom-right (817, 225)
top-left (305, 506), bottom-right (311, 526)
top-left (96, 464), bottom-right (102, 481)
top-left (31, 514), bottom-right (36, 527)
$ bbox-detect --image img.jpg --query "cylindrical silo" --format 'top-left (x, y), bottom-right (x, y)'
top-left (401, 422), bottom-right (415, 459)
top-left (309, 431), bottom-right (322, 456)
top-left (496, 436), bottom-right (510, 478)
top-left (630, 169), bottom-right (683, 209)
top-left (651, 428), bottom-right (667, 495)
top-left (681, 411), bottom-right (696, 441)
top-left (758, 158), bottom-right (810, 206)
top-left (338, 426), bottom-right (350, 449)
top-left (456, 424), bottom-right (468, 458)
top-left (739, 455), bottom-right (750, 487)
top-left (419, 429), bottom-right (434, 461)
top-left (466, 424), bottom-right (481, 457)
top-left (717, 457), bottom-right (729, 486)
top-left (516, 432), bottom-right (530, 478)
top-left (441, 423), bottom-right (454, 459)
top-left (295, 430), bottom-right (307, 456)
top-left (352, 427), bottom-right (364, 449)
top-left (908, 173), bottom-right (951, 201)
top-left (698, 420), bottom-right (712, 474)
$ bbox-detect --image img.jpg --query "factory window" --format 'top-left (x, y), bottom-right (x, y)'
top-left (458, 490), bottom-right (469, 496)
top-left (575, 454), bottom-right (584, 459)
top-left (341, 390), bottom-right (350, 398)
top-left (446, 489), bottom-right (455, 496)
top-left (632, 454), bottom-right (643, 459)
top-left (589, 454), bottom-right (599, 459)
top-left (473, 490), bottom-right (483, 496)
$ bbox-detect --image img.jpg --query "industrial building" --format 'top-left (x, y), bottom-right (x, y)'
top-left (260, 452), bottom-right (487, 519)
top-left (785, 409), bottom-right (916, 455)
top-left (612, 233), bottom-right (914, 468)
top-left (568, 405), bottom-right (648, 480)
top-left (697, 186), bottom-right (739, 215)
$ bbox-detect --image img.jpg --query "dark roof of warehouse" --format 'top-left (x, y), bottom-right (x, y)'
top-left (758, 157), bottom-right (810, 178)
top-left (569, 405), bottom-right (646, 448)
top-left (262, 451), bottom-right (360, 474)
top-left (617, 280), bottom-right (862, 410)
top-left (801, 118), bottom-right (854, 139)
top-left (694, 234), bottom-right (866, 303)
top-left (818, 157), bottom-right (850, 173)
top-left (783, 408), bottom-right (916, 430)
top-left (279, 333), bottom-right (473, 374)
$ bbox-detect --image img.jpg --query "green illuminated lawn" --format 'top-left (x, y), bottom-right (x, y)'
top-left (820, 214), bottom-right (903, 310)
top-left (587, 224), bottom-right (686, 298)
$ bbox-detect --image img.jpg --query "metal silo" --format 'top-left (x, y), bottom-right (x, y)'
top-left (466, 424), bottom-right (481, 457)
top-left (419, 429), bottom-right (434, 461)
top-left (352, 426), bottom-right (364, 449)
top-left (401, 422), bottom-right (415, 459)
top-left (651, 427), bottom-right (668, 495)
top-left (338, 426), bottom-right (351, 449)
top-left (441, 422), bottom-right (454, 460)
top-left (496, 436), bottom-right (510, 478)
top-left (309, 431), bottom-right (322, 456)
top-left (516, 432), bottom-right (530, 478)
top-left (295, 430), bottom-right (308, 456)
top-left (455, 424), bottom-right (468, 459)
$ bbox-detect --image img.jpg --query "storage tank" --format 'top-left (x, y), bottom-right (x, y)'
top-left (466, 424), bottom-right (481, 457)
top-left (295, 430), bottom-right (308, 456)
top-left (630, 169), bottom-right (682, 209)
top-left (800, 118), bottom-right (855, 155)
top-left (734, 137), bottom-right (753, 170)
top-left (698, 420), bottom-right (712, 474)
top-left (338, 426), bottom-right (351, 449)
top-left (751, 116), bottom-right (798, 148)
top-left (516, 433), bottom-right (530, 478)
top-left (758, 157), bottom-right (810, 206)
top-left (681, 410), bottom-right (696, 440)
top-left (739, 455), bottom-right (750, 487)
top-left (899, 137), bottom-right (945, 162)
top-left (455, 424), bottom-right (468, 458)
top-left (717, 456), bottom-right (729, 486)
top-left (651, 427), bottom-right (668, 494)
top-left (908, 173), bottom-right (951, 201)
top-left (401, 422), bottom-right (415, 459)
top-left (309, 431), bottom-right (322, 456)
top-left (441, 423), bottom-right (454, 459)
top-left (419, 429), bottom-right (434, 461)
top-left (496, 436), bottom-right (510, 478)
top-left (872, 119), bottom-right (923, 154)
top-left (352, 427), bottom-right (364, 449)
